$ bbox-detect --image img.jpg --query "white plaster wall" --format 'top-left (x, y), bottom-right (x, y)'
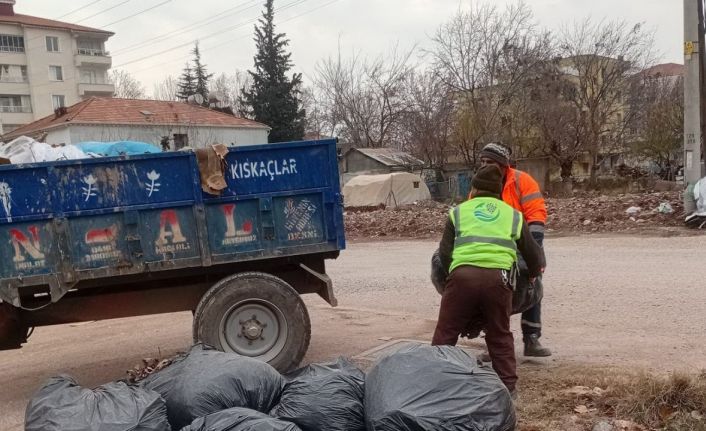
top-left (23, 27), bottom-right (82, 119)
top-left (64, 124), bottom-right (269, 148)
top-left (44, 127), bottom-right (71, 145)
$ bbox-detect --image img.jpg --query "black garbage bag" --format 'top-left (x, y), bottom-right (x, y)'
top-left (181, 407), bottom-right (301, 431)
top-left (430, 249), bottom-right (446, 295)
top-left (141, 344), bottom-right (284, 430)
top-left (270, 357), bottom-right (365, 431)
top-left (431, 248), bottom-right (542, 315)
top-left (365, 344), bottom-right (516, 431)
top-left (25, 375), bottom-right (170, 431)
top-left (512, 254), bottom-right (543, 314)
top-left (180, 407), bottom-right (301, 431)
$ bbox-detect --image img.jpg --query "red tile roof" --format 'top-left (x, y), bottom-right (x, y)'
top-left (0, 13), bottom-right (113, 35)
top-left (3, 98), bottom-right (269, 140)
top-left (641, 63), bottom-right (685, 78)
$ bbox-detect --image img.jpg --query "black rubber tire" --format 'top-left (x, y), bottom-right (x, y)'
top-left (0, 303), bottom-right (26, 350)
top-left (193, 272), bottom-right (311, 373)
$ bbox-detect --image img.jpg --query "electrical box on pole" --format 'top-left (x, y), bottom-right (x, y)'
top-left (684, 0), bottom-right (706, 211)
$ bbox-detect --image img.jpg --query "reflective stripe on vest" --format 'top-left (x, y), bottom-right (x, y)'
top-left (449, 197), bottom-right (522, 272)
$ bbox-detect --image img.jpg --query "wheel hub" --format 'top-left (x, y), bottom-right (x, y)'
top-left (240, 315), bottom-right (267, 341)
top-left (219, 300), bottom-right (288, 361)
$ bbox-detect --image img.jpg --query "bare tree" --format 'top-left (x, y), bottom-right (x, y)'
top-left (428, 1), bottom-right (552, 166)
top-left (557, 18), bottom-right (656, 184)
top-left (109, 69), bottom-right (146, 99)
top-left (209, 71), bottom-right (252, 116)
top-left (152, 75), bottom-right (179, 101)
top-left (397, 69), bottom-right (454, 169)
top-left (312, 45), bottom-right (415, 148)
top-left (528, 63), bottom-right (587, 193)
top-left (300, 85), bottom-right (326, 138)
top-left (627, 73), bottom-right (684, 179)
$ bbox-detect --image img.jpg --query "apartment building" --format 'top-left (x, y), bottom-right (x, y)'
top-left (0, 0), bottom-right (114, 134)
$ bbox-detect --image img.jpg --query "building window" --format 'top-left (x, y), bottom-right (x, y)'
top-left (173, 134), bottom-right (189, 150)
top-left (49, 66), bottom-right (63, 81)
top-left (0, 34), bottom-right (24, 53)
top-left (52, 95), bottom-right (66, 110)
top-left (46, 36), bottom-right (59, 52)
top-left (80, 69), bottom-right (106, 84)
top-left (0, 64), bottom-right (27, 83)
top-left (77, 39), bottom-right (106, 56)
top-left (80, 69), bottom-right (95, 84)
top-left (0, 95), bottom-right (31, 113)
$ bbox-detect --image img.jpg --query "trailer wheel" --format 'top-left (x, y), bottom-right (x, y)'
top-left (193, 272), bottom-right (311, 372)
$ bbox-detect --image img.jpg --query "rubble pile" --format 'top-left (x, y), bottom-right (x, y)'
top-left (546, 191), bottom-right (684, 233)
top-left (344, 191), bottom-right (685, 239)
top-left (345, 201), bottom-right (451, 239)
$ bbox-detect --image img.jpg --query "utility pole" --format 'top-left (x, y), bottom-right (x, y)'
top-left (684, 0), bottom-right (706, 211)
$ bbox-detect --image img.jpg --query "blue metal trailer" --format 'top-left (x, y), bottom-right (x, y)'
top-left (0, 139), bottom-right (345, 371)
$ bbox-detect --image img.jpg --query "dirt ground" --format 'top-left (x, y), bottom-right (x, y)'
top-left (2, 235), bottom-right (706, 430)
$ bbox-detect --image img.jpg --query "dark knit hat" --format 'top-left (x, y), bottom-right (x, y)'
top-left (479, 143), bottom-right (511, 167)
top-left (471, 164), bottom-right (503, 196)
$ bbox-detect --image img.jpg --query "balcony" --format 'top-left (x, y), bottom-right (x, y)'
top-left (78, 82), bottom-right (115, 97)
top-left (75, 49), bottom-right (112, 67)
top-left (0, 109), bottom-right (33, 127)
top-left (0, 76), bottom-right (27, 84)
top-left (0, 105), bottom-right (31, 113)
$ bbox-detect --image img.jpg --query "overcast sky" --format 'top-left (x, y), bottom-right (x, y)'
top-left (16, 0), bottom-right (683, 94)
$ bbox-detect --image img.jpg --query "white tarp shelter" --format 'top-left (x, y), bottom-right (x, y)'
top-left (343, 172), bottom-right (431, 208)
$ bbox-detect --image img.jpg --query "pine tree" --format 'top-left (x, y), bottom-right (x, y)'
top-left (241, 0), bottom-right (306, 142)
top-left (192, 42), bottom-right (213, 105)
top-left (176, 62), bottom-right (197, 101)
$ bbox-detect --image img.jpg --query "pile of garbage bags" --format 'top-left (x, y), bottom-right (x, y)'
top-left (366, 344), bottom-right (515, 431)
top-left (0, 136), bottom-right (161, 164)
top-left (25, 375), bottom-right (170, 431)
top-left (25, 343), bottom-right (516, 431)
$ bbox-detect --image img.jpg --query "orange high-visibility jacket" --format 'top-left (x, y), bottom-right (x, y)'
top-left (502, 167), bottom-right (547, 225)
top-left (469, 167), bottom-right (547, 224)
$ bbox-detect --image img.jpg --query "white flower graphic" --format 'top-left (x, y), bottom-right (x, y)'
top-left (146, 170), bottom-right (161, 197)
top-left (0, 181), bottom-right (12, 221)
top-left (82, 174), bottom-right (98, 201)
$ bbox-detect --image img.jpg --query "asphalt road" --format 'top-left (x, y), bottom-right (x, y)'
top-left (3, 235), bottom-right (706, 429)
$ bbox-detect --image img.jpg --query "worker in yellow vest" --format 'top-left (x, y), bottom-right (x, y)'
top-left (432, 164), bottom-right (545, 393)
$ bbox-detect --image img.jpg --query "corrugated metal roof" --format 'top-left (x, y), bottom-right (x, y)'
top-left (353, 148), bottom-right (425, 167)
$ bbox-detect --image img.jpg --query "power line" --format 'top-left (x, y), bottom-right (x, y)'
top-left (75, 0), bottom-right (132, 23)
top-left (56, 0), bottom-right (111, 19)
top-left (112, 0), bottom-right (310, 69)
top-left (111, 0), bottom-right (260, 55)
top-left (99, 0), bottom-right (173, 28)
top-left (128, 0), bottom-right (345, 76)
top-left (24, 0), bottom-right (344, 93)
top-left (23, 0), bottom-right (168, 49)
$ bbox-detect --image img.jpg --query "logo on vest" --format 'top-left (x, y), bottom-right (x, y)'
top-left (473, 202), bottom-right (500, 222)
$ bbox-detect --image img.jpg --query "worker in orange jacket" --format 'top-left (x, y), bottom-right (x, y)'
top-left (475, 143), bottom-right (551, 357)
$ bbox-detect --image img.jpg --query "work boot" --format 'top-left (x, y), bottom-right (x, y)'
top-left (523, 334), bottom-right (552, 357)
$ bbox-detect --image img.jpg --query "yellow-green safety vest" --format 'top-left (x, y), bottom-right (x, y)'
top-left (449, 196), bottom-right (523, 272)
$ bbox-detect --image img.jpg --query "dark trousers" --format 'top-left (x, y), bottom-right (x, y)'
top-left (521, 230), bottom-right (544, 339)
top-left (432, 265), bottom-right (517, 392)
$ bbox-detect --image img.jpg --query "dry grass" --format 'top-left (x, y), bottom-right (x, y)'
top-left (517, 363), bottom-right (706, 431)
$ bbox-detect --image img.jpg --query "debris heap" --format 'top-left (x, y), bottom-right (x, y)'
top-left (344, 192), bottom-right (686, 239)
